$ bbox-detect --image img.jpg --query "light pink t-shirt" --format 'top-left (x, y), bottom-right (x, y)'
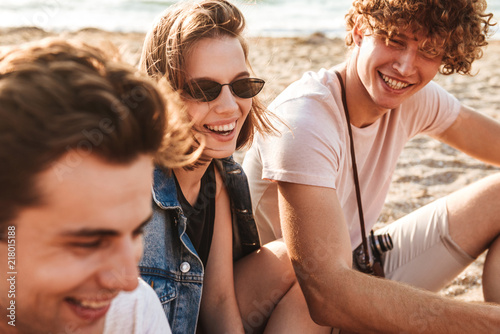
top-left (104, 278), bottom-right (171, 334)
top-left (243, 67), bottom-right (460, 248)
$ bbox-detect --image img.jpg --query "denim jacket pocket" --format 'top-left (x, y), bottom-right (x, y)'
top-left (139, 270), bottom-right (177, 304)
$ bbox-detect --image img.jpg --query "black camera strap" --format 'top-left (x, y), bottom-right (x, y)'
top-left (334, 70), bottom-right (384, 277)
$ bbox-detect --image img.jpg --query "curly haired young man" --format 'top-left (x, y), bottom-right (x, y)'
top-left (244, 0), bottom-right (500, 331)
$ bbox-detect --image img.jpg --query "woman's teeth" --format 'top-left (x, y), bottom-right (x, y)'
top-left (381, 74), bottom-right (410, 90)
top-left (205, 122), bottom-right (236, 135)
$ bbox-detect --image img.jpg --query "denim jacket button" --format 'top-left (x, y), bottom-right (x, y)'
top-left (180, 262), bottom-right (191, 273)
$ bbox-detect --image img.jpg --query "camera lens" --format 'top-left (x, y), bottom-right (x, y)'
top-left (371, 233), bottom-right (393, 256)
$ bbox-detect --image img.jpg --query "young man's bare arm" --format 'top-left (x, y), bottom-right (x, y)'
top-left (434, 105), bottom-right (500, 166)
top-left (278, 181), bottom-right (500, 333)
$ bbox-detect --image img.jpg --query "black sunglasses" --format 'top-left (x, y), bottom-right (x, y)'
top-left (184, 78), bottom-right (265, 102)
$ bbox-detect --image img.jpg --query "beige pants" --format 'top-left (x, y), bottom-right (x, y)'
top-left (334, 198), bottom-right (476, 333)
top-left (377, 197), bottom-right (475, 292)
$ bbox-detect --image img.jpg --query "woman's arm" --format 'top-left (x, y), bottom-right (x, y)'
top-left (197, 169), bottom-right (245, 334)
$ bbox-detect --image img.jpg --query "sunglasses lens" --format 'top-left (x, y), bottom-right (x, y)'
top-left (186, 80), bottom-right (221, 101)
top-left (231, 78), bottom-right (265, 98)
top-left (185, 78), bottom-right (265, 101)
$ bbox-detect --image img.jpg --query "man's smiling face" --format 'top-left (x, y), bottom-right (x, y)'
top-left (354, 25), bottom-right (443, 113)
top-left (0, 153), bottom-right (153, 334)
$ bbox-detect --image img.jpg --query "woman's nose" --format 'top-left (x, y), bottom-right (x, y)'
top-left (213, 85), bottom-right (239, 114)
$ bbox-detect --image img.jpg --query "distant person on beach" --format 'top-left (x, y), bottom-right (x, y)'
top-left (137, 0), bottom-right (331, 333)
top-left (0, 38), bottom-right (179, 333)
top-left (243, 0), bottom-right (500, 331)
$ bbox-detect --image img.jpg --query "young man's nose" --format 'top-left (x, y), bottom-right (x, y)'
top-left (97, 238), bottom-right (142, 292)
top-left (393, 49), bottom-right (418, 77)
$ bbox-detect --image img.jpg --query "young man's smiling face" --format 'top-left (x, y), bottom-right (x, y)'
top-left (353, 22), bottom-right (443, 114)
top-left (0, 153), bottom-right (153, 334)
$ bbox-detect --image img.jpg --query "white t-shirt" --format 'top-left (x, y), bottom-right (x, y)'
top-left (104, 278), bottom-right (171, 334)
top-left (243, 67), bottom-right (460, 248)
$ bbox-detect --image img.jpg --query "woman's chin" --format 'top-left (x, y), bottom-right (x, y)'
top-left (202, 146), bottom-right (237, 160)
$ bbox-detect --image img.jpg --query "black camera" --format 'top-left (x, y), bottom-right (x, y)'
top-left (353, 232), bottom-right (393, 276)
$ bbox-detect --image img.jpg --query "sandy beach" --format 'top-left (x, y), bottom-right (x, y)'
top-left (2, 27), bottom-right (499, 302)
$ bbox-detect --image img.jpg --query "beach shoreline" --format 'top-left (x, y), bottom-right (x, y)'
top-left (2, 26), bottom-right (499, 302)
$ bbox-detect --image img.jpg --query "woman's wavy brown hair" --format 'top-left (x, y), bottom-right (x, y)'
top-left (345, 0), bottom-right (495, 75)
top-left (140, 0), bottom-right (278, 154)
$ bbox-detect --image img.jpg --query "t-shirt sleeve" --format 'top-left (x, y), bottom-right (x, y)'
top-left (259, 81), bottom-right (345, 189)
top-left (104, 278), bottom-right (171, 334)
top-left (403, 81), bottom-right (461, 138)
top-left (139, 279), bottom-right (172, 334)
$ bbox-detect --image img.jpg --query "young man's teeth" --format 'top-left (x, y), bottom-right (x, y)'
top-left (381, 74), bottom-right (410, 90)
top-left (68, 297), bottom-right (111, 309)
top-left (79, 299), bottom-right (111, 309)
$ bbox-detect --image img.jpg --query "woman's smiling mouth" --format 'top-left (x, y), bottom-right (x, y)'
top-left (204, 121), bottom-right (236, 136)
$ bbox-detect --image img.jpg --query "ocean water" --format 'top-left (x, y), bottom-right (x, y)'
top-left (1, 0), bottom-right (499, 38)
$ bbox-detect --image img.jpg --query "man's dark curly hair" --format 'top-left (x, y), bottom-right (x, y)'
top-left (345, 0), bottom-right (495, 75)
top-left (0, 38), bottom-right (195, 232)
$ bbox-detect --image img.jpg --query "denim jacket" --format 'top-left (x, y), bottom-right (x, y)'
top-left (139, 156), bottom-right (260, 334)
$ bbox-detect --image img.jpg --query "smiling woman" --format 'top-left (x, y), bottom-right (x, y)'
top-left (182, 36), bottom-right (255, 160)
top-left (137, 1), bottom-right (332, 333)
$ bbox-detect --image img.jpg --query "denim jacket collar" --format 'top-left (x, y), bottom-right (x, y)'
top-left (152, 167), bottom-right (180, 210)
top-left (152, 157), bottom-right (237, 210)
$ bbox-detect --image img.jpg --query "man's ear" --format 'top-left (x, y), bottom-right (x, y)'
top-left (352, 17), bottom-right (364, 47)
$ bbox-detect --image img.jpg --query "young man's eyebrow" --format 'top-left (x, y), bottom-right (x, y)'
top-left (60, 213), bottom-right (153, 237)
top-left (134, 214), bottom-right (153, 234)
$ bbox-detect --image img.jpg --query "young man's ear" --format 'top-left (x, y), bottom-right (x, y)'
top-left (353, 17), bottom-right (365, 47)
